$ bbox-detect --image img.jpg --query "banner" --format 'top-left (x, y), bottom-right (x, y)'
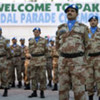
top-left (0, 2), bottom-right (100, 26)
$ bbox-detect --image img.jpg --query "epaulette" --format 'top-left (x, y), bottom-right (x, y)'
top-left (97, 27), bottom-right (100, 31)
top-left (79, 23), bottom-right (87, 27)
top-left (58, 23), bottom-right (67, 29)
top-left (28, 38), bottom-right (33, 41)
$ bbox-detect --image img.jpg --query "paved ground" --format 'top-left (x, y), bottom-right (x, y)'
top-left (0, 85), bottom-right (99, 100)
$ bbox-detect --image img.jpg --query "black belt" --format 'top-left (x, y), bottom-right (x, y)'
top-left (60, 52), bottom-right (84, 58)
top-left (0, 55), bottom-right (6, 57)
top-left (31, 54), bottom-right (44, 57)
top-left (21, 58), bottom-right (25, 60)
top-left (14, 55), bottom-right (20, 57)
top-left (88, 52), bottom-right (100, 57)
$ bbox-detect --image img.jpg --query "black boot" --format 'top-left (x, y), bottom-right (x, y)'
top-left (24, 83), bottom-right (30, 90)
top-left (11, 81), bottom-right (15, 87)
top-left (89, 95), bottom-right (93, 100)
top-left (52, 83), bottom-right (58, 91)
top-left (17, 81), bottom-right (22, 88)
top-left (40, 90), bottom-right (45, 98)
top-left (2, 88), bottom-right (8, 97)
top-left (47, 80), bottom-right (52, 87)
top-left (28, 90), bottom-right (37, 98)
top-left (99, 96), bottom-right (100, 100)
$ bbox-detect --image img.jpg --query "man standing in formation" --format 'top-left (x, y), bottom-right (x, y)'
top-left (50, 40), bottom-right (59, 91)
top-left (56, 4), bottom-right (89, 100)
top-left (46, 37), bottom-right (53, 88)
top-left (20, 38), bottom-right (26, 88)
top-left (86, 16), bottom-right (100, 100)
top-left (0, 28), bottom-right (11, 97)
top-left (28, 27), bottom-right (48, 98)
top-left (11, 37), bottom-right (22, 88)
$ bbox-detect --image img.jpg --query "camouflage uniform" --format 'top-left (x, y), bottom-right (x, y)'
top-left (11, 44), bottom-right (22, 84)
top-left (52, 45), bottom-right (59, 84)
top-left (0, 36), bottom-right (11, 88)
top-left (29, 37), bottom-right (48, 91)
top-left (56, 22), bottom-right (88, 100)
top-left (86, 27), bottom-right (100, 97)
top-left (46, 45), bottom-right (53, 86)
top-left (6, 39), bottom-right (13, 85)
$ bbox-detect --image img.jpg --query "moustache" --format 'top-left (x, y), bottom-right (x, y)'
top-left (67, 13), bottom-right (72, 16)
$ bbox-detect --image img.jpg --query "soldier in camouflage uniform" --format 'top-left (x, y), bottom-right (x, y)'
top-left (11, 37), bottom-right (22, 88)
top-left (56, 4), bottom-right (89, 100)
top-left (86, 16), bottom-right (100, 100)
top-left (20, 38), bottom-right (26, 86)
top-left (45, 37), bottom-right (53, 87)
top-left (0, 28), bottom-right (11, 97)
top-left (28, 27), bottom-right (48, 98)
top-left (50, 40), bottom-right (59, 91)
top-left (6, 39), bottom-right (13, 88)
top-left (24, 46), bottom-right (31, 90)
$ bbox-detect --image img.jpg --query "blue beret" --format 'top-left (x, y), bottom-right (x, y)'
top-left (0, 27), bottom-right (2, 31)
top-left (20, 38), bottom-right (25, 41)
top-left (12, 37), bottom-right (17, 40)
top-left (88, 16), bottom-right (98, 22)
top-left (28, 38), bottom-right (32, 41)
top-left (64, 4), bottom-right (78, 13)
top-left (32, 27), bottom-right (41, 32)
top-left (50, 39), bottom-right (54, 42)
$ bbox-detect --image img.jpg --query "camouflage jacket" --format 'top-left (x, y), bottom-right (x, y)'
top-left (20, 45), bottom-right (26, 59)
top-left (0, 36), bottom-right (11, 56)
top-left (29, 37), bottom-right (48, 66)
top-left (11, 44), bottom-right (21, 57)
top-left (56, 22), bottom-right (89, 54)
top-left (46, 46), bottom-right (53, 58)
top-left (87, 27), bottom-right (100, 53)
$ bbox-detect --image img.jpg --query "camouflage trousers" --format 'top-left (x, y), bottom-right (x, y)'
top-left (30, 66), bottom-right (47, 91)
top-left (12, 57), bottom-right (22, 82)
top-left (53, 57), bottom-right (58, 84)
top-left (86, 56), bottom-right (100, 96)
top-left (58, 56), bottom-right (87, 100)
top-left (0, 57), bottom-right (8, 88)
top-left (46, 58), bottom-right (52, 81)
top-left (6, 59), bottom-right (12, 84)
top-left (24, 59), bottom-right (30, 84)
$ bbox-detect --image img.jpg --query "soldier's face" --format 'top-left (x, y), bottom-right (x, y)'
top-left (20, 40), bottom-right (25, 45)
top-left (12, 39), bottom-right (17, 44)
top-left (33, 30), bottom-right (41, 37)
top-left (50, 41), bottom-right (54, 45)
top-left (67, 8), bottom-right (78, 20)
top-left (90, 19), bottom-right (98, 27)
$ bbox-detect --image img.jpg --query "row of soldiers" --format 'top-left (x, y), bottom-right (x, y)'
top-left (56, 4), bottom-right (100, 100)
top-left (0, 3), bottom-right (100, 100)
top-left (0, 27), bottom-right (59, 98)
